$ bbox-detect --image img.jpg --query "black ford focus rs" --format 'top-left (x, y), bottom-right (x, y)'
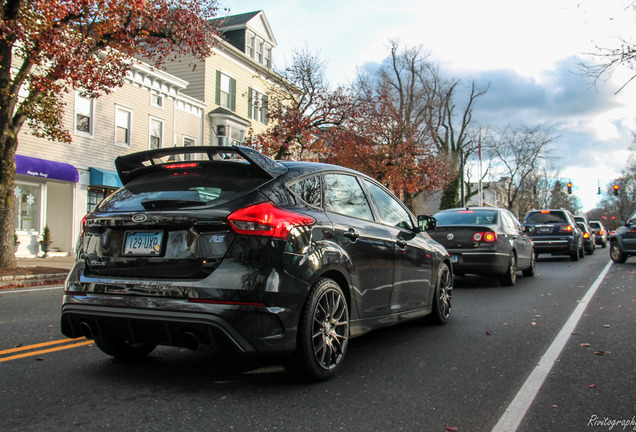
top-left (61, 146), bottom-right (452, 380)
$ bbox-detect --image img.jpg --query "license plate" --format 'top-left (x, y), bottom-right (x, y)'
top-left (538, 227), bottom-right (552, 233)
top-left (123, 231), bottom-right (163, 256)
top-left (450, 254), bottom-right (458, 263)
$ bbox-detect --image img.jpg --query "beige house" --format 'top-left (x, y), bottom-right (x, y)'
top-left (14, 10), bottom-right (286, 258)
top-left (14, 62), bottom-right (206, 257)
top-left (160, 10), bottom-right (283, 147)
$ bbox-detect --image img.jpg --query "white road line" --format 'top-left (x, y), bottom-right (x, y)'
top-left (1, 285), bottom-right (64, 293)
top-left (491, 260), bottom-right (613, 432)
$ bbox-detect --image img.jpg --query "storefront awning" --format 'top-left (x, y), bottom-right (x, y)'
top-left (89, 167), bottom-right (123, 188)
top-left (15, 154), bottom-right (79, 183)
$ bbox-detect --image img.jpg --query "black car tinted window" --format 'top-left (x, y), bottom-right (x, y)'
top-left (288, 175), bottom-right (321, 207)
top-left (363, 180), bottom-right (413, 230)
top-left (524, 211), bottom-right (567, 224)
top-left (589, 221), bottom-right (601, 229)
top-left (324, 174), bottom-right (373, 221)
top-left (98, 164), bottom-right (269, 212)
top-left (435, 209), bottom-right (499, 226)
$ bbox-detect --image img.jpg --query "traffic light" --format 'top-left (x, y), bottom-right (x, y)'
top-left (614, 184), bottom-right (619, 196)
top-left (567, 181), bottom-right (572, 194)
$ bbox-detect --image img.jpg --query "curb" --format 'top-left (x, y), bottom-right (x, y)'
top-left (0, 272), bottom-right (69, 282)
top-left (0, 273), bottom-right (69, 290)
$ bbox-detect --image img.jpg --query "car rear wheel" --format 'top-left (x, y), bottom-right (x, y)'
top-left (425, 262), bottom-right (452, 324)
top-left (286, 278), bottom-right (349, 381)
top-left (522, 250), bottom-right (536, 277)
top-left (500, 254), bottom-right (517, 286)
top-left (570, 247), bottom-right (580, 261)
top-left (94, 338), bottom-right (156, 360)
top-left (610, 242), bottom-right (628, 263)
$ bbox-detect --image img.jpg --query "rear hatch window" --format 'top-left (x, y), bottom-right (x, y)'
top-left (98, 164), bottom-right (270, 212)
top-left (435, 209), bottom-right (499, 226)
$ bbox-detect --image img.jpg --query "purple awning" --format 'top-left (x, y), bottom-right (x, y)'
top-left (15, 154), bottom-right (79, 183)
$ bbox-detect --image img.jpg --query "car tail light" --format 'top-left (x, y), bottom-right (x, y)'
top-left (80, 213), bottom-right (89, 236)
top-left (163, 162), bottom-right (199, 169)
top-left (228, 202), bottom-right (315, 240)
top-left (472, 231), bottom-right (497, 242)
top-left (560, 225), bottom-right (573, 232)
top-left (583, 232), bottom-right (590, 239)
top-left (598, 230), bottom-right (604, 235)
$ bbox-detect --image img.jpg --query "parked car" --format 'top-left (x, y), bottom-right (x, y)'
top-left (609, 209), bottom-right (636, 263)
top-left (588, 220), bottom-right (608, 248)
top-left (61, 146), bottom-right (453, 381)
top-left (576, 221), bottom-right (596, 255)
top-left (522, 209), bottom-right (584, 261)
top-left (427, 207), bottom-right (535, 286)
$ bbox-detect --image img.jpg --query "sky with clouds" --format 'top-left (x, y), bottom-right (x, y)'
top-left (219, 0), bottom-right (636, 211)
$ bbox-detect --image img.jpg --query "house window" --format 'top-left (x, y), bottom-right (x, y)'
top-left (257, 42), bottom-right (263, 64)
top-left (87, 187), bottom-right (114, 213)
top-left (215, 71), bottom-right (236, 111)
top-left (151, 91), bottom-right (163, 108)
top-left (230, 127), bottom-right (244, 145)
top-left (149, 117), bottom-right (163, 149)
top-left (183, 136), bottom-right (195, 161)
top-left (248, 88), bottom-right (268, 125)
top-left (75, 94), bottom-right (93, 136)
top-left (265, 47), bottom-right (271, 69)
top-left (115, 107), bottom-right (131, 146)
top-left (13, 182), bottom-right (41, 232)
top-left (246, 34), bottom-right (254, 58)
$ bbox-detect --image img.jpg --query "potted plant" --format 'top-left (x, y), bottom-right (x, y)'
top-left (39, 225), bottom-right (52, 257)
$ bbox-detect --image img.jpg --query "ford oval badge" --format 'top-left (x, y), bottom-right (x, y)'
top-left (447, 233), bottom-right (454, 241)
top-left (132, 213), bottom-right (147, 223)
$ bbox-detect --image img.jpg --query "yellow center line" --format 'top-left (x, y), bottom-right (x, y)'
top-left (0, 338), bottom-right (92, 363)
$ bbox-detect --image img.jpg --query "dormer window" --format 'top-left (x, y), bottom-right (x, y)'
top-left (246, 34), bottom-right (255, 58)
top-left (265, 47), bottom-right (271, 69)
top-left (257, 41), bottom-right (263, 64)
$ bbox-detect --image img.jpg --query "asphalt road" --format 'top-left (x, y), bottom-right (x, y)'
top-left (0, 251), bottom-right (634, 432)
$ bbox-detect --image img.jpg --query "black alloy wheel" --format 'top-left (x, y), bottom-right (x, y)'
top-left (500, 254), bottom-right (517, 286)
top-left (287, 278), bottom-right (350, 381)
top-left (425, 262), bottom-right (453, 324)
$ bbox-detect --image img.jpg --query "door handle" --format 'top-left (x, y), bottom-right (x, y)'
top-left (343, 228), bottom-right (360, 241)
top-left (396, 238), bottom-right (407, 249)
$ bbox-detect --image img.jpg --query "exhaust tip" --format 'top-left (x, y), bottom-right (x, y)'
top-left (79, 321), bottom-right (94, 339)
top-left (181, 332), bottom-right (200, 351)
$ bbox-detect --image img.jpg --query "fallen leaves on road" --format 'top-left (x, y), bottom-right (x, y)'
top-left (580, 343), bottom-right (591, 347)
top-left (588, 384), bottom-right (597, 388)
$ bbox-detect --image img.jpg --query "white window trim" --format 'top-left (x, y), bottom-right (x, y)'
top-left (74, 92), bottom-right (94, 138)
top-left (148, 116), bottom-right (164, 150)
top-left (13, 179), bottom-right (46, 234)
top-left (114, 105), bottom-right (133, 148)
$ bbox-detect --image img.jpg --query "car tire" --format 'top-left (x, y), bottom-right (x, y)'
top-left (500, 254), bottom-right (517, 286)
top-left (570, 247), bottom-right (579, 261)
top-left (522, 250), bottom-right (536, 277)
top-left (579, 244), bottom-right (585, 258)
top-left (602, 241), bottom-right (607, 249)
top-left (94, 338), bottom-right (156, 360)
top-left (610, 241), bottom-right (628, 263)
top-left (286, 278), bottom-right (349, 381)
top-left (424, 262), bottom-right (453, 325)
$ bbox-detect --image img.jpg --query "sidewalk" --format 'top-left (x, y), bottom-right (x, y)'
top-left (0, 255), bottom-right (75, 289)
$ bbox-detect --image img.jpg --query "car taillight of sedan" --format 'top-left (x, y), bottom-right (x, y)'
top-left (583, 232), bottom-right (590, 239)
top-left (472, 231), bottom-right (497, 242)
top-left (560, 225), bottom-right (574, 232)
top-left (228, 202), bottom-right (315, 239)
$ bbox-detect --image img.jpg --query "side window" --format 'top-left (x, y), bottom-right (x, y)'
top-left (324, 174), bottom-right (373, 221)
top-left (364, 180), bottom-right (413, 230)
top-left (288, 175), bottom-right (321, 208)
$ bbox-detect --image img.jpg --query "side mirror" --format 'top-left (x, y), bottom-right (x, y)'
top-left (417, 215), bottom-right (437, 231)
top-left (523, 225), bottom-right (534, 234)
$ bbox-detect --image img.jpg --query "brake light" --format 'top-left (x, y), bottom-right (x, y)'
top-left (560, 225), bottom-right (573, 232)
top-left (583, 232), bottom-right (590, 239)
top-left (540, 210), bottom-right (551, 214)
top-left (472, 231), bottom-right (497, 242)
top-left (80, 213), bottom-right (89, 236)
top-left (598, 230), bottom-right (604, 235)
top-left (163, 162), bottom-right (199, 169)
top-left (228, 202), bottom-right (315, 239)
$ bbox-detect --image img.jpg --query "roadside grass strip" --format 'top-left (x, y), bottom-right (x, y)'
top-left (0, 338), bottom-right (92, 362)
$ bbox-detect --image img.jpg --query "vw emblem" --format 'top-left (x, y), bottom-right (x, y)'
top-left (132, 213), bottom-right (148, 223)
top-left (447, 233), bottom-right (454, 241)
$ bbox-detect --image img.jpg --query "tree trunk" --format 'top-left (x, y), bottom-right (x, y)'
top-left (0, 130), bottom-right (19, 269)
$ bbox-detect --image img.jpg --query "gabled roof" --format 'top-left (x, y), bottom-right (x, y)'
top-left (212, 10), bottom-right (277, 46)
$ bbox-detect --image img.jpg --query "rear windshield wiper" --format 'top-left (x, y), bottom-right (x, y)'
top-left (140, 199), bottom-right (207, 209)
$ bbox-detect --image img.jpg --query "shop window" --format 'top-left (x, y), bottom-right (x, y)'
top-left (14, 182), bottom-right (41, 231)
top-left (87, 187), bottom-right (114, 213)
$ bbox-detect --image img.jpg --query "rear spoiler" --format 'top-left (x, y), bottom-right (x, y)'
top-left (115, 146), bottom-right (288, 185)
